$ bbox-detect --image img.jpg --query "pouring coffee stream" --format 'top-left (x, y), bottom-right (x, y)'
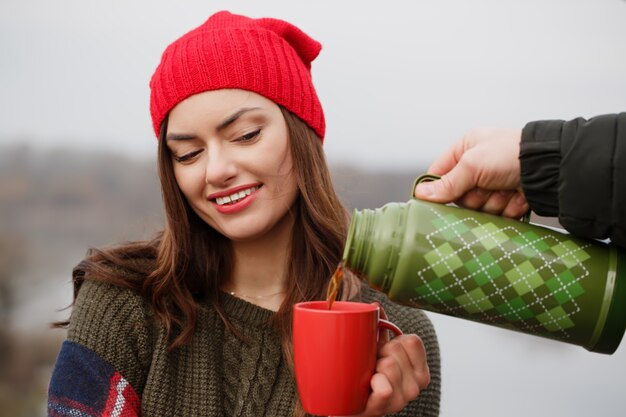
top-left (339, 174), bottom-right (626, 354)
top-left (326, 263), bottom-right (343, 309)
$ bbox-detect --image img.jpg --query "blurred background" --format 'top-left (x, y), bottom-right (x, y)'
top-left (1, 0), bottom-right (625, 416)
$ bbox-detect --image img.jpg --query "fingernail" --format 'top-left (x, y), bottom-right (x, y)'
top-left (416, 182), bottom-right (434, 197)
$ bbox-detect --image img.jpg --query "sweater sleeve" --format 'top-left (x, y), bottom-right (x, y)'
top-left (520, 112), bottom-right (626, 248)
top-left (48, 340), bottom-right (141, 417)
top-left (66, 278), bottom-right (155, 397)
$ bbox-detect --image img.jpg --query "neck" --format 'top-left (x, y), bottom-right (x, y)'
top-left (226, 211), bottom-right (294, 310)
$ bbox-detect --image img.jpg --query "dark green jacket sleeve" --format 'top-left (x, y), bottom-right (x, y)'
top-left (520, 113), bottom-right (626, 248)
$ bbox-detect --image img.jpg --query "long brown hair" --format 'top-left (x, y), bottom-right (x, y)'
top-left (61, 107), bottom-right (349, 356)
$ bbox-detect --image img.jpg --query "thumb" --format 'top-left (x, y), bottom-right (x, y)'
top-left (414, 166), bottom-right (475, 203)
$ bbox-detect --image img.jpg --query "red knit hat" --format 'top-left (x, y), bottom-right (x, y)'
top-left (149, 11), bottom-right (325, 140)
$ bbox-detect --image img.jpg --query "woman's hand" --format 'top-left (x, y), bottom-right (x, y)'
top-left (347, 334), bottom-right (430, 417)
top-left (414, 128), bottom-right (529, 218)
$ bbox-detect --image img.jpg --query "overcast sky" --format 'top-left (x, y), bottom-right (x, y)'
top-left (2, 1), bottom-right (626, 416)
top-left (2, 0), bottom-right (625, 170)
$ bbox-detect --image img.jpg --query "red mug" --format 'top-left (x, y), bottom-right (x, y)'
top-left (293, 301), bottom-right (402, 416)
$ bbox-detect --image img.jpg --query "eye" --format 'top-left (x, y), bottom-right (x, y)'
top-left (236, 129), bottom-right (261, 143)
top-left (173, 149), bottom-right (203, 163)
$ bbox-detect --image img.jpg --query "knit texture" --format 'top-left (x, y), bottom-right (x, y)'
top-left (61, 277), bottom-right (441, 417)
top-left (48, 341), bottom-right (141, 417)
top-left (149, 10), bottom-right (325, 140)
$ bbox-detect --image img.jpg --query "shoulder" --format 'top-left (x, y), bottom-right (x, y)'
top-left (69, 252), bottom-right (156, 344)
top-left (68, 260), bottom-right (157, 393)
top-left (69, 274), bottom-right (156, 352)
top-left (70, 277), bottom-right (152, 332)
top-left (71, 247), bottom-right (155, 322)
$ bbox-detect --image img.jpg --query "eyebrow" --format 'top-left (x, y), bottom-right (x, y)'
top-left (216, 107), bottom-right (262, 132)
top-left (166, 132), bottom-right (197, 142)
top-left (165, 106), bottom-right (262, 142)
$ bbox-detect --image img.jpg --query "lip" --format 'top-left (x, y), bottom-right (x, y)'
top-left (206, 183), bottom-right (262, 200)
top-left (208, 183), bottom-right (262, 214)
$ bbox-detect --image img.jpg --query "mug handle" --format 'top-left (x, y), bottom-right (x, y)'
top-left (379, 319), bottom-right (403, 337)
top-left (371, 301), bottom-right (403, 340)
top-left (411, 173), bottom-right (532, 223)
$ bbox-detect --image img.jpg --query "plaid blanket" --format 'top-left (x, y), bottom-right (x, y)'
top-left (48, 340), bottom-right (141, 417)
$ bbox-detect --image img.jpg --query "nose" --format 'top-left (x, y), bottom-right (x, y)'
top-left (204, 146), bottom-right (237, 186)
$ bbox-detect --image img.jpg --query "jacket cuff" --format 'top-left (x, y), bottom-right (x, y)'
top-left (519, 120), bottom-right (562, 217)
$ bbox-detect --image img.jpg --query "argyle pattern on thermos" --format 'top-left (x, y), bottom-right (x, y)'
top-left (414, 209), bottom-right (590, 338)
top-left (343, 198), bottom-right (626, 353)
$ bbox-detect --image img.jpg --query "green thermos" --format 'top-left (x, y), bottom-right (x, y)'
top-left (342, 175), bottom-right (626, 354)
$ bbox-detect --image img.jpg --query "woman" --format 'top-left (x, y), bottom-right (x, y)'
top-left (48, 11), bottom-right (440, 417)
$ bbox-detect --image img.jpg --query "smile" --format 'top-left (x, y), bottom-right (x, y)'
top-left (214, 186), bottom-right (260, 206)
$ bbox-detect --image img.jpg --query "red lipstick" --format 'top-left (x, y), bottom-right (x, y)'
top-left (208, 183), bottom-right (261, 214)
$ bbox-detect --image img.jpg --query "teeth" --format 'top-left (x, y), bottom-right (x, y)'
top-left (215, 186), bottom-right (259, 206)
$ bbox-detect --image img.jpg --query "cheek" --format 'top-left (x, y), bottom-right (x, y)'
top-left (274, 146), bottom-right (298, 196)
top-left (277, 158), bottom-right (299, 200)
top-left (266, 149), bottom-right (295, 189)
top-left (274, 157), bottom-right (293, 178)
top-left (269, 139), bottom-right (294, 176)
top-left (173, 165), bottom-right (204, 199)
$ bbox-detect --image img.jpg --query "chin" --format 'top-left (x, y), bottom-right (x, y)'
top-left (212, 219), bottom-right (270, 241)
top-left (221, 229), bottom-right (268, 243)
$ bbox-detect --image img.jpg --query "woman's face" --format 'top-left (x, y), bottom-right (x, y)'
top-left (165, 89), bottom-right (298, 242)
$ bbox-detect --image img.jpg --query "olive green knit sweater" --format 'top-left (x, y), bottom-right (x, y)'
top-left (66, 278), bottom-right (441, 416)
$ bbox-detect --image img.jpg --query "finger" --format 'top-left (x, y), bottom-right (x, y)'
top-left (501, 190), bottom-right (529, 219)
top-left (456, 188), bottom-right (492, 211)
top-left (361, 372), bottom-right (403, 416)
top-left (376, 351), bottom-right (404, 390)
top-left (480, 190), bottom-right (514, 215)
top-left (354, 337), bottom-right (429, 417)
top-left (396, 335), bottom-right (431, 390)
top-left (379, 337), bottom-right (421, 400)
top-left (414, 163), bottom-right (477, 203)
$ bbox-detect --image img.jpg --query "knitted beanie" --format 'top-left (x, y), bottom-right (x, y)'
top-left (149, 10), bottom-right (325, 140)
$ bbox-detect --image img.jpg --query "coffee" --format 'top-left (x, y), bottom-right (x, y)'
top-left (326, 262), bottom-right (344, 309)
